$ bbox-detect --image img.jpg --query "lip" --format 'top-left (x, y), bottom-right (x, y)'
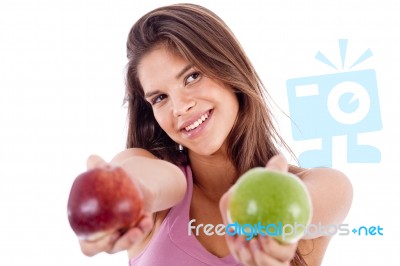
top-left (179, 109), bottom-right (212, 130)
top-left (179, 109), bottom-right (213, 138)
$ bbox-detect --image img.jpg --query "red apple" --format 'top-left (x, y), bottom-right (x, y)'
top-left (67, 166), bottom-right (143, 241)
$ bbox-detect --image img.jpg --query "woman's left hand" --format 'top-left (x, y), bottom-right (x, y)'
top-left (219, 155), bottom-right (298, 266)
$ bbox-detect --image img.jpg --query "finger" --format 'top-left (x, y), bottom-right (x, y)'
top-left (265, 154), bottom-right (288, 172)
top-left (259, 236), bottom-right (297, 262)
top-left (225, 234), bottom-right (240, 262)
top-left (86, 154), bottom-right (108, 170)
top-left (237, 245), bottom-right (256, 266)
top-left (109, 214), bottom-right (154, 254)
top-left (109, 227), bottom-right (144, 254)
top-left (79, 231), bottom-right (120, 257)
top-left (250, 239), bottom-right (287, 266)
top-left (219, 187), bottom-right (234, 224)
top-left (135, 213), bottom-right (154, 232)
top-left (233, 236), bottom-right (255, 266)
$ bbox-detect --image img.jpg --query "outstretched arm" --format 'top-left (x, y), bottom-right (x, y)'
top-left (219, 155), bottom-right (353, 266)
top-left (78, 148), bottom-right (187, 256)
top-left (108, 148), bottom-right (187, 213)
top-left (289, 164), bottom-right (353, 238)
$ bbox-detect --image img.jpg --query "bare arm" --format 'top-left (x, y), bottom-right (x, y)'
top-left (218, 157), bottom-right (353, 266)
top-left (80, 148), bottom-right (187, 256)
top-left (289, 165), bottom-right (353, 234)
top-left (108, 148), bottom-right (187, 213)
top-left (290, 165), bottom-right (353, 265)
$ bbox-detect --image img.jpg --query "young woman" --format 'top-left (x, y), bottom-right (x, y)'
top-left (78, 4), bottom-right (353, 266)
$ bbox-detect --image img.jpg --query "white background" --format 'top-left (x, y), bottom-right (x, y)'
top-left (1, 0), bottom-right (399, 265)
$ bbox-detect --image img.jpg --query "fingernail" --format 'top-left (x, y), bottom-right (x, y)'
top-left (250, 240), bottom-right (260, 251)
top-left (260, 235), bottom-right (269, 245)
top-left (239, 237), bottom-right (248, 248)
top-left (110, 233), bottom-right (120, 243)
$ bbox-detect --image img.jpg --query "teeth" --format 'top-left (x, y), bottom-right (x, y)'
top-left (185, 113), bottom-right (209, 131)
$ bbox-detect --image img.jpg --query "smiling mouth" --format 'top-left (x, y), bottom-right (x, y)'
top-left (184, 113), bottom-right (209, 132)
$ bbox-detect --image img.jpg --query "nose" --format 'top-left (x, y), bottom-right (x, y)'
top-left (172, 92), bottom-right (196, 117)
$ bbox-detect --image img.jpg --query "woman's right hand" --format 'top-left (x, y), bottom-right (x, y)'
top-left (79, 213), bottom-right (154, 256)
top-left (78, 155), bottom-right (154, 256)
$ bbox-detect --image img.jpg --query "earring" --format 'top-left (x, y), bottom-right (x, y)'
top-left (177, 143), bottom-right (187, 165)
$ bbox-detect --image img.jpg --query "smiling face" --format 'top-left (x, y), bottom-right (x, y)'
top-left (138, 46), bottom-right (239, 156)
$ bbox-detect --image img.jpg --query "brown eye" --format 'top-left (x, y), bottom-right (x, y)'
top-left (185, 72), bottom-right (200, 85)
top-left (152, 94), bottom-right (167, 105)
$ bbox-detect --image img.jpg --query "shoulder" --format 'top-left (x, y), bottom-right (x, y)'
top-left (289, 165), bottom-right (353, 234)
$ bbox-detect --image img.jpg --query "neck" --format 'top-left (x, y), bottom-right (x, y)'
top-left (188, 151), bottom-right (237, 202)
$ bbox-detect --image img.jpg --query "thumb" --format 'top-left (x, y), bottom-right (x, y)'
top-left (265, 154), bottom-right (289, 172)
top-left (86, 154), bottom-right (108, 170)
top-left (219, 187), bottom-right (235, 225)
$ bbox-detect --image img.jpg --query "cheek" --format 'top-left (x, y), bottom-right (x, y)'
top-left (220, 90), bottom-right (239, 114)
top-left (153, 109), bottom-right (172, 132)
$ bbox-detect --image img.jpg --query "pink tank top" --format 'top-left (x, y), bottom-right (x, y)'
top-left (129, 165), bottom-right (242, 266)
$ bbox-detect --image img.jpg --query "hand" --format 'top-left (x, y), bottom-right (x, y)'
top-left (79, 213), bottom-right (154, 256)
top-left (77, 155), bottom-right (154, 256)
top-left (219, 155), bottom-right (298, 265)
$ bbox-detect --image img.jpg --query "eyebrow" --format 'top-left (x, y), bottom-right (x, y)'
top-left (144, 64), bottom-right (194, 99)
top-left (144, 89), bottom-right (162, 100)
top-left (175, 64), bottom-right (193, 79)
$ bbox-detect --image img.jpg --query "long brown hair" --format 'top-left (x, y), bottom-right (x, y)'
top-left (125, 4), bottom-right (306, 265)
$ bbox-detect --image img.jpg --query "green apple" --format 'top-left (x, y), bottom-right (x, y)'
top-left (228, 168), bottom-right (312, 243)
